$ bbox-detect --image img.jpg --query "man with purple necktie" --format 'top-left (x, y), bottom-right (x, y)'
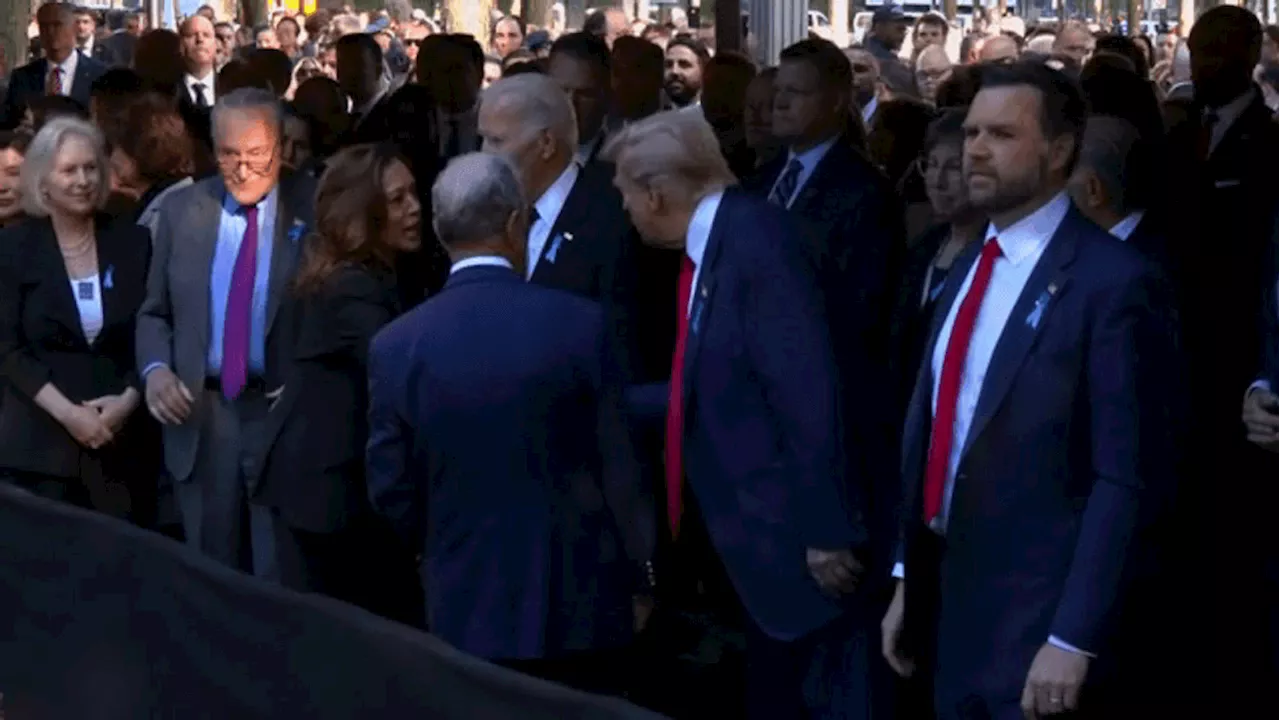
top-left (136, 88), bottom-right (316, 579)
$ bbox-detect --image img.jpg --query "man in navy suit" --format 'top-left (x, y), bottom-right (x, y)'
top-left (880, 62), bottom-right (1183, 719)
top-left (1, 3), bottom-right (107, 130)
top-left (365, 152), bottom-right (653, 695)
top-left (605, 110), bottom-right (870, 719)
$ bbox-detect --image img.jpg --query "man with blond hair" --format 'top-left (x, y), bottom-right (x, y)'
top-left (606, 110), bottom-right (870, 718)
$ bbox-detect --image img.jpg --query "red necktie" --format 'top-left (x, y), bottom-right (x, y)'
top-left (47, 67), bottom-right (63, 96)
top-left (664, 255), bottom-right (697, 537)
top-left (922, 238), bottom-right (1003, 525)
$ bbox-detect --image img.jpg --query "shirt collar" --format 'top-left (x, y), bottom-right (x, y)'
top-left (785, 135), bottom-right (839, 175)
top-left (50, 51), bottom-right (77, 78)
top-left (185, 71), bottom-right (215, 88)
top-left (79, 36), bottom-right (93, 52)
top-left (221, 183), bottom-right (278, 217)
top-left (1205, 86), bottom-right (1256, 131)
top-left (450, 255), bottom-right (513, 274)
top-left (685, 189), bottom-right (725, 267)
top-left (985, 191), bottom-right (1070, 266)
top-left (574, 131), bottom-right (605, 168)
top-left (533, 162), bottom-right (579, 228)
top-left (1109, 210), bottom-right (1145, 241)
top-left (861, 96), bottom-right (879, 123)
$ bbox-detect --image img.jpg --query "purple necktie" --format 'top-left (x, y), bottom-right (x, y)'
top-left (221, 204), bottom-right (258, 399)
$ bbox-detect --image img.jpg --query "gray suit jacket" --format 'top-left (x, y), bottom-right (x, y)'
top-left (135, 173), bottom-right (316, 482)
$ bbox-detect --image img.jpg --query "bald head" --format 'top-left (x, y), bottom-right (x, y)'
top-left (980, 34), bottom-right (1019, 63)
top-left (1025, 34), bottom-right (1055, 55)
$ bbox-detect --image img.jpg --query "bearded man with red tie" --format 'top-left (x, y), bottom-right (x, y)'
top-left (137, 88), bottom-right (315, 580)
top-left (606, 111), bottom-right (872, 719)
top-left (880, 62), bottom-right (1184, 719)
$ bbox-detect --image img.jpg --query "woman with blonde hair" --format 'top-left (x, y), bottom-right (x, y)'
top-left (0, 117), bottom-right (157, 522)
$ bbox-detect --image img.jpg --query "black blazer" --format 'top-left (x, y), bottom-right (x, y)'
top-left (0, 217), bottom-right (151, 478)
top-left (258, 263), bottom-right (401, 533)
top-left (0, 53), bottom-right (106, 130)
top-left (529, 159), bottom-right (676, 383)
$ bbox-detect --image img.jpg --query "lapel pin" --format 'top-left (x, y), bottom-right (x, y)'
top-left (1025, 287), bottom-right (1052, 329)
top-left (545, 234), bottom-right (564, 263)
top-left (288, 218), bottom-right (307, 244)
top-left (562, 231), bottom-right (574, 242)
top-left (102, 265), bottom-right (114, 290)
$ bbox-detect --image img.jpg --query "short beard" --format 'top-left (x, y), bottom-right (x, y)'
top-left (969, 157), bottom-right (1049, 219)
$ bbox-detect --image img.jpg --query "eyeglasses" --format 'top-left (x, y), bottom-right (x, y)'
top-left (404, 38), bottom-right (423, 47)
top-left (216, 146), bottom-right (276, 174)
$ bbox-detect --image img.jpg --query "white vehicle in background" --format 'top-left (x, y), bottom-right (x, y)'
top-left (808, 9), bottom-right (834, 40)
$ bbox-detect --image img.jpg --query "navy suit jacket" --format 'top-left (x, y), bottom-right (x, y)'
top-left (0, 53), bottom-right (106, 130)
top-left (745, 139), bottom-right (906, 582)
top-left (677, 189), bottom-right (863, 641)
top-left (899, 208), bottom-right (1182, 713)
top-left (366, 265), bottom-right (653, 660)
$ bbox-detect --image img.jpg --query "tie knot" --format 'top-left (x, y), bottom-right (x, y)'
top-left (528, 206), bottom-right (541, 227)
top-left (982, 237), bottom-right (1003, 260)
top-left (193, 82), bottom-right (205, 91)
top-left (785, 158), bottom-right (803, 175)
top-left (242, 204), bottom-right (259, 221)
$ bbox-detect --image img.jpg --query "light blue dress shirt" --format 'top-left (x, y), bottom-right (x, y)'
top-left (207, 187), bottom-right (277, 376)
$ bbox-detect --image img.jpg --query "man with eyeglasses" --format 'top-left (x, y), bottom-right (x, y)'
top-left (137, 88), bottom-right (317, 583)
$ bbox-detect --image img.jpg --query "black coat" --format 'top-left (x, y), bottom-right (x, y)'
top-left (0, 53), bottom-right (106, 129)
top-left (0, 216), bottom-right (156, 481)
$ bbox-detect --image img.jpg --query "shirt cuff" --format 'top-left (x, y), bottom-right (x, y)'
top-left (1048, 635), bottom-right (1096, 658)
top-left (141, 362), bottom-right (169, 380)
top-left (891, 562), bottom-right (905, 580)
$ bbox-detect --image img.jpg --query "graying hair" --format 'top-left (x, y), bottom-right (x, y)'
top-left (20, 116), bottom-right (109, 218)
top-left (431, 152), bottom-right (526, 248)
top-left (481, 74), bottom-right (579, 152)
top-left (211, 88), bottom-right (284, 146)
top-left (1075, 116), bottom-right (1142, 215)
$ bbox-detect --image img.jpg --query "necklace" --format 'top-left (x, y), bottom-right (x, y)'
top-left (58, 230), bottom-right (94, 258)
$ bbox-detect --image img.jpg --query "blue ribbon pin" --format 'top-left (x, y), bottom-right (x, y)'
top-left (288, 219), bottom-right (307, 244)
top-left (102, 265), bottom-right (114, 290)
top-left (1025, 282), bottom-right (1058, 329)
top-left (545, 231), bottom-right (572, 264)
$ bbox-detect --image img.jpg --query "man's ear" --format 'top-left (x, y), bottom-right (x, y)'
top-left (1047, 133), bottom-right (1076, 179)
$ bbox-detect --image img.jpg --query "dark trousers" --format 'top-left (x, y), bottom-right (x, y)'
top-left (0, 464), bottom-right (131, 521)
top-left (280, 513), bottom-right (425, 629)
top-left (631, 493), bottom-right (869, 719)
top-left (496, 648), bottom-right (632, 697)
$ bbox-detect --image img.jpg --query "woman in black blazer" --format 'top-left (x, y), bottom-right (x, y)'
top-left (259, 143), bottom-right (423, 625)
top-left (0, 117), bottom-right (157, 520)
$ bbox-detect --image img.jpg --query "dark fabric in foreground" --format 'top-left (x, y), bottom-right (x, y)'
top-left (0, 485), bottom-right (665, 720)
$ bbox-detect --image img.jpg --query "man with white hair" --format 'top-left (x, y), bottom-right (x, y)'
top-left (479, 73), bottom-right (659, 380)
top-left (1067, 115), bottom-right (1165, 264)
top-left (365, 152), bottom-right (652, 693)
top-left (605, 110), bottom-right (869, 718)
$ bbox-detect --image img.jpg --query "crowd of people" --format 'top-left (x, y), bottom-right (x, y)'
top-left (0, 1), bottom-right (1276, 719)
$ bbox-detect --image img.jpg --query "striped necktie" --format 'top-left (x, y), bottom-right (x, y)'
top-left (768, 158), bottom-right (803, 207)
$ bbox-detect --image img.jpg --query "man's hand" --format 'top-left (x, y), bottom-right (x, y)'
top-left (880, 580), bottom-right (915, 678)
top-left (1020, 643), bottom-right (1090, 718)
top-left (633, 595), bottom-right (654, 633)
top-left (1242, 387), bottom-right (1279, 452)
top-left (84, 389), bottom-right (139, 433)
top-left (806, 547), bottom-right (863, 597)
top-left (145, 366), bottom-right (193, 425)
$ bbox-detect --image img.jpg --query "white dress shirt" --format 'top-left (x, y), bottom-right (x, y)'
top-left (861, 96), bottom-right (879, 125)
top-left (1205, 88), bottom-right (1255, 156)
top-left (767, 135), bottom-right (839, 209)
top-left (450, 255), bottom-right (514, 275)
top-left (70, 274), bottom-right (104, 344)
top-left (183, 71), bottom-right (216, 106)
top-left (525, 162), bottom-right (579, 278)
top-left (1108, 210), bottom-right (1145, 241)
top-left (47, 52), bottom-right (78, 97)
top-left (683, 189), bottom-right (725, 316)
top-left (893, 191), bottom-right (1094, 657)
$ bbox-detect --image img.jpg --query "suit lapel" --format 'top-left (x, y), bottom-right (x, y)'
top-left (958, 214), bottom-right (1079, 460)
top-left (72, 52), bottom-right (93, 100)
top-left (33, 221), bottom-right (88, 344)
top-left (530, 170), bottom-right (588, 285)
top-left (191, 180), bottom-right (224, 355)
top-left (266, 178), bottom-right (304, 335)
top-left (94, 224), bottom-right (123, 340)
top-left (680, 195), bottom-right (729, 409)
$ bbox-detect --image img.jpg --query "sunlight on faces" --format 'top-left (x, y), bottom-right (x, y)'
top-left (45, 135), bottom-right (101, 217)
top-left (381, 159), bottom-right (421, 252)
top-left (477, 97), bottom-right (555, 196)
top-left (214, 109), bottom-right (281, 206)
top-left (181, 15), bottom-right (217, 70)
top-left (962, 85), bottom-right (1073, 217)
top-left (923, 141), bottom-right (968, 221)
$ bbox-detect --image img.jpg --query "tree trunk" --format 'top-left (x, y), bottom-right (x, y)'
top-left (0, 0), bottom-right (27, 79)
top-left (943, 0), bottom-right (958, 21)
top-left (446, 0), bottom-right (495, 45)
